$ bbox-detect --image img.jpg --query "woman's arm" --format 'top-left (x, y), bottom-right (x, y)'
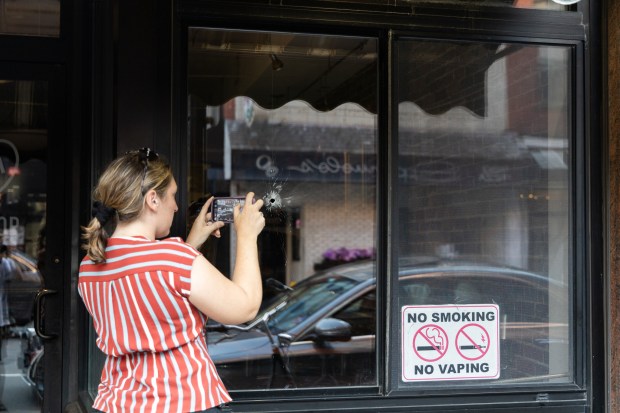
top-left (188, 192), bottom-right (265, 324)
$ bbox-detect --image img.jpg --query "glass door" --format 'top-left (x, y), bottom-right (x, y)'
top-left (0, 65), bottom-right (65, 412)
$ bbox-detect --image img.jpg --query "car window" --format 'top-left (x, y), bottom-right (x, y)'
top-left (9, 252), bottom-right (42, 283)
top-left (331, 291), bottom-right (376, 336)
top-left (399, 275), bottom-right (454, 306)
top-left (265, 276), bottom-right (359, 334)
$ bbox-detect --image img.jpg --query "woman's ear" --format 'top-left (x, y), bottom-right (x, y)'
top-left (144, 189), bottom-right (159, 212)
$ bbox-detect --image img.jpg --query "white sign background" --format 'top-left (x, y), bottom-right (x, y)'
top-left (402, 304), bottom-right (500, 382)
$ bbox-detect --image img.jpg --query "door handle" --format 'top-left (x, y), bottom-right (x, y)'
top-left (34, 288), bottom-right (58, 339)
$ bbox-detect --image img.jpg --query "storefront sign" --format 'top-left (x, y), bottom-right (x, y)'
top-left (401, 304), bottom-right (500, 381)
top-left (234, 151), bottom-right (376, 183)
top-left (231, 150), bottom-right (538, 185)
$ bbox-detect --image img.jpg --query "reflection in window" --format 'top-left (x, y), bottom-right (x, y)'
top-left (265, 275), bottom-right (358, 334)
top-left (333, 291), bottom-right (376, 336)
top-left (396, 40), bottom-right (571, 386)
top-left (0, 0), bottom-right (60, 37)
top-left (0, 79), bottom-right (48, 408)
top-left (188, 29), bottom-right (378, 390)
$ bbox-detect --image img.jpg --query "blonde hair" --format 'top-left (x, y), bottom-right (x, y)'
top-left (81, 150), bottom-right (172, 263)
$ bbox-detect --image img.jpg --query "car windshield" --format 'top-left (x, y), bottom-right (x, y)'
top-left (257, 275), bottom-right (359, 334)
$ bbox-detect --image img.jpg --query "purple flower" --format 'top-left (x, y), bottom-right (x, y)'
top-left (322, 248), bottom-right (339, 261)
top-left (321, 247), bottom-right (375, 262)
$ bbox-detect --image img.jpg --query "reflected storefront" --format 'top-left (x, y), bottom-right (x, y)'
top-left (187, 30), bottom-right (379, 291)
top-left (187, 30), bottom-right (380, 391)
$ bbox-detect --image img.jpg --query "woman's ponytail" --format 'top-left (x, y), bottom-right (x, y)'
top-left (81, 200), bottom-right (117, 263)
top-left (81, 216), bottom-right (110, 263)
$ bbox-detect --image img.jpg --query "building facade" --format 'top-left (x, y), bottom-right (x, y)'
top-left (0, 0), bottom-right (618, 412)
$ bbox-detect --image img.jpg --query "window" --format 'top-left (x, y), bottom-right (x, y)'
top-left (185, 23), bottom-right (581, 409)
top-left (187, 28), bottom-right (379, 391)
top-left (395, 39), bottom-right (572, 387)
top-left (0, 78), bottom-right (49, 409)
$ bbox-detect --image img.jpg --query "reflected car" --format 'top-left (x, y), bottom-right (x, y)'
top-left (206, 258), bottom-right (569, 390)
top-left (5, 250), bottom-right (44, 326)
top-left (18, 326), bottom-right (43, 403)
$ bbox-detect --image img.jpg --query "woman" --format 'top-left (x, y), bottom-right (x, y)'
top-left (79, 148), bottom-right (265, 413)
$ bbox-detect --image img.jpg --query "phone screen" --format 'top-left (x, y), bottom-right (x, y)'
top-left (211, 197), bottom-right (246, 223)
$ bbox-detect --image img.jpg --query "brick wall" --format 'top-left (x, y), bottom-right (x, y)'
top-left (398, 184), bottom-right (554, 274)
top-left (236, 181), bottom-right (376, 282)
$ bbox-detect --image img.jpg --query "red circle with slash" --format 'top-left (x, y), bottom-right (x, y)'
top-left (456, 323), bottom-right (490, 361)
top-left (413, 324), bottom-right (448, 362)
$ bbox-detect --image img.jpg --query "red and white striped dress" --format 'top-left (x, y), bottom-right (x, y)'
top-left (78, 236), bottom-right (232, 413)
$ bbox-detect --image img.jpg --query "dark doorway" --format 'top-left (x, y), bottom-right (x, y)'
top-left (259, 209), bottom-right (288, 304)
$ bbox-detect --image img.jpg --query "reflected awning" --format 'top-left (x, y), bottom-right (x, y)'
top-left (188, 29), bottom-right (509, 116)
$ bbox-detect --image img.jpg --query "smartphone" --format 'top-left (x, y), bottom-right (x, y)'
top-left (211, 196), bottom-right (246, 223)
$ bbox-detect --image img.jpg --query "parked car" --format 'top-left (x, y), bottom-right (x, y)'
top-left (206, 258), bottom-right (569, 390)
top-left (18, 326), bottom-right (43, 403)
top-left (5, 250), bottom-right (43, 326)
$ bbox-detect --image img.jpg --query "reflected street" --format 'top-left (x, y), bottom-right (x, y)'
top-left (0, 330), bottom-right (39, 412)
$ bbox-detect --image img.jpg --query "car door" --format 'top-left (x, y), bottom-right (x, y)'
top-left (285, 290), bottom-right (377, 387)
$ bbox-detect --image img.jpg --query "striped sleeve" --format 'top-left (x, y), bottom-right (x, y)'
top-left (161, 238), bottom-right (201, 298)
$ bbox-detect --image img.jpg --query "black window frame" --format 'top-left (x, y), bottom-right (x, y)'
top-left (175, 1), bottom-right (603, 412)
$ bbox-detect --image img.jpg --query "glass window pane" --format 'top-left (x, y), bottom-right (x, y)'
top-left (0, 0), bottom-right (60, 37)
top-left (187, 28), bottom-right (378, 390)
top-left (0, 79), bottom-right (48, 410)
top-left (396, 40), bottom-right (572, 387)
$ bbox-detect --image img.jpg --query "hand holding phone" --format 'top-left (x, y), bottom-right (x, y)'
top-left (186, 196), bottom-right (225, 249)
top-left (211, 196), bottom-right (251, 223)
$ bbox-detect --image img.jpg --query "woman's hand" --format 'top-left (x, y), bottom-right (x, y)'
top-left (186, 196), bottom-right (225, 249)
top-left (233, 192), bottom-right (265, 239)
